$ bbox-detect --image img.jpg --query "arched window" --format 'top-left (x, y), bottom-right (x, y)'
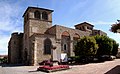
top-left (34, 10), bottom-right (40, 19)
top-left (62, 31), bottom-right (70, 37)
top-left (63, 44), bottom-right (67, 51)
top-left (44, 38), bottom-right (52, 54)
top-left (42, 11), bottom-right (48, 20)
top-left (73, 33), bottom-right (80, 40)
top-left (61, 31), bottom-right (70, 54)
top-left (73, 33), bottom-right (80, 50)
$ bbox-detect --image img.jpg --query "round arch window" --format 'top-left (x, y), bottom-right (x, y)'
top-left (34, 10), bottom-right (40, 19)
top-left (63, 44), bottom-right (67, 51)
top-left (44, 38), bottom-right (52, 54)
top-left (42, 11), bottom-right (48, 20)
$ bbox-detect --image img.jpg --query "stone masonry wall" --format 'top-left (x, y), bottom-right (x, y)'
top-left (8, 32), bottom-right (23, 64)
top-left (29, 34), bottom-right (56, 65)
top-left (55, 25), bottom-right (90, 57)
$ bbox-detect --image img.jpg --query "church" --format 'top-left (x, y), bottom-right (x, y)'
top-left (8, 7), bottom-right (106, 65)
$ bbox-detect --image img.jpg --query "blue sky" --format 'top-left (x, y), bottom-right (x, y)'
top-left (0, 0), bottom-right (120, 55)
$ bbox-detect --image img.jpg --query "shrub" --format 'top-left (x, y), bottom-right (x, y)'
top-left (94, 35), bottom-right (119, 56)
top-left (75, 36), bottom-right (98, 57)
top-left (74, 35), bottom-right (119, 63)
top-left (112, 40), bottom-right (119, 56)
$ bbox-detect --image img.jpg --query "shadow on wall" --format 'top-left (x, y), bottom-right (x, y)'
top-left (105, 65), bottom-right (120, 74)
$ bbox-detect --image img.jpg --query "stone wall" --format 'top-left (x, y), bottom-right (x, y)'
top-left (29, 34), bottom-right (56, 65)
top-left (22, 7), bottom-right (53, 65)
top-left (92, 30), bottom-right (107, 36)
top-left (29, 19), bottom-right (52, 36)
top-left (55, 25), bottom-right (90, 57)
top-left (8, 32), bottom-right (23, 64)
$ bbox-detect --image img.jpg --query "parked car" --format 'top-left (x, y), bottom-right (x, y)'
top-left (109, 56), bottom-right (116, 60)
top-left (97, 55), bottom-right (116, 62)
top-left (68, 57), bottom-right (76, 64)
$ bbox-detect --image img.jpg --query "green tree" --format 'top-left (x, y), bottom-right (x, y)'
top-left (94, 35), bottom-right (119, 56)
top-left (112, 40), bottom-right (119, 56)
top-left (75, 36), bottom-right (98, 56)
top-left (110, 21), bottom-right (120, 56)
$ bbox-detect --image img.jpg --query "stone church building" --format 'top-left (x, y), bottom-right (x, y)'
top-left (8, 7), bottom-right (106, 65)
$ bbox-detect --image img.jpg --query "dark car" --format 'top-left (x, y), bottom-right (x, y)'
top-left (97, 55), bottom-right (115, 62)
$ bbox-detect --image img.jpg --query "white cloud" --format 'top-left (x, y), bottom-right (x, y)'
top-left (90, 21), bottom-right (120, 48)
top-left (90, 21), bottom-right (114, 25)
top-left (0, 2), bottom-right (23, 32)
top-left (0, 1), bottom-right (23, 55)
top-left (0, 36), bottom-right (10, 55)
top-left (107, 33), bottom-right (120, 48)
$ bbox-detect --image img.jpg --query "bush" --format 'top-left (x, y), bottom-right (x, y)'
top-left (74, 35), bottom-right (119, 63)
top-left (112, 40), bottom-right (119, 56)
top-left (94, 35), bottom-right (119, 56)
top-left (74, 36), bottom-right (98, 56)
top-left (0, 57), bottom-right (8, 64)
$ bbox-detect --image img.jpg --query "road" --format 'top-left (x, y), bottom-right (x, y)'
top-left (0, 59), bottom-right (120, 74)
top-left (0, 65), bottom-right (44, 74)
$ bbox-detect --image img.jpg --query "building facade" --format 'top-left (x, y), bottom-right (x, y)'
top-left (8, 7), bottom-right (106, 65)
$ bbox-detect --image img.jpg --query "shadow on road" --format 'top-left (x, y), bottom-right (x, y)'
top-left (28, 70), bottom-right (38, 72)
top-left (28, 70), bottom-right (45, 73)
top-left (105, 65), bottom-right (120, 74)
top-left (0, 64), bottom-right (24, 67)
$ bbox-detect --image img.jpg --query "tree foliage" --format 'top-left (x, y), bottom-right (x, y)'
top-left (74, 35), bottom-right (119, 57)
top-left (75, 36), bottom-right (98, 56)
top-left (112, 40), bottom-right (119, 56)
top-left (110, 23), bottom-right (120, 33)
top-left (94, 35), bottom-right (113, 55)
top-left (0, 57), bottom-right (8, 64)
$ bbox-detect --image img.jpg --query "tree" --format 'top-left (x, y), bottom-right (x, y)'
top-left (110, 20), bottom-right (120, 56)
top-left (75, 36), bottom-right (98, 56)
top-left (94, 35), bottom-right (119, 56)
top-left (110, 21), bottom-right (120, 33)
top-left (112, 40), bottom-right (119, 56)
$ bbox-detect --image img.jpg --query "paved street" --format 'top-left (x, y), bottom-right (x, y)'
top-left (0, 59), bottom-right (120, 74)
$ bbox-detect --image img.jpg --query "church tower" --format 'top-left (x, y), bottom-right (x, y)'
top-left (22, 7), bottom-right (53, 65)
top-left (23, 7), bottom-right (53, 36)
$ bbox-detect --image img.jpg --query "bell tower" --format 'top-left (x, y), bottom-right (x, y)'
top-left (22, 7), bottom-right (53, 65)
top-left (23, 7), bottom-right (54, 36)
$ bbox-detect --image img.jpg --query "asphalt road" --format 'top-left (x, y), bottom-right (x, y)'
top-left (0, 59), bottom-right (120, 74)
top-left (0, 65), bottom-right (44, 74)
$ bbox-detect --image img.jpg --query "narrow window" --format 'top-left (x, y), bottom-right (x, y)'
top-left (34, 10), bottom-right (40, 19)
top-left (42, 11), bottom-right (48, 20)
top-left (44, 38), bottom-right (52, 54)
top-left (64, 44), bottom-right (67, 51)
